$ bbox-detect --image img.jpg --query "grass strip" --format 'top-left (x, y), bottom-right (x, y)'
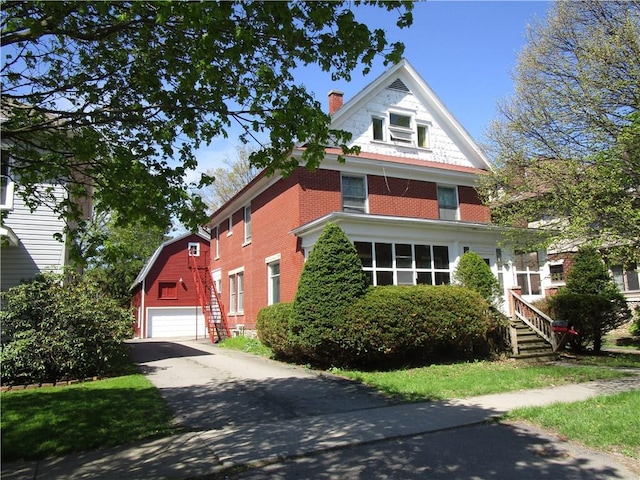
top-left (504, 390), bottom-right (640, 460)
top-left (1, 374), bottom-right (176, 463)
top-left (218, 336), bottom-right (274, 357)
top-left (331, 361), bottom-right (630, 402)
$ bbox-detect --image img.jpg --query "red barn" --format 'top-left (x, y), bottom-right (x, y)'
top-left (130, 232), bottom-right (212, 338)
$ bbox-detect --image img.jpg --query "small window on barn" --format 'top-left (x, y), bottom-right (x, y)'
top-left (188, 242), bottom-right (200, 256)
top-left (158, 282), bottom-right (178, 299)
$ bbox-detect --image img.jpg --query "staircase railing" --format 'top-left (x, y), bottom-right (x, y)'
top-left (509, 289), bottom-right (558, 352)
top-left (189, 254), bottom-right (231, 343)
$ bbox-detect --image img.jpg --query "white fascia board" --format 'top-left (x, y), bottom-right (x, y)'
top-left (318, 151), bottom-right (483, 187)
top-left (291, 211), bottom-right (508, 250)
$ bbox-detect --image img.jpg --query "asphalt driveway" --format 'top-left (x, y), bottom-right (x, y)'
top-left (127, 338), bottom-right (392, 431)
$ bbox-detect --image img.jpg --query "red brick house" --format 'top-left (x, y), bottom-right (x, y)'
top-left (130, 232), bottom-right (211, 338)
top-left (205, 60), bottom-right (523, 333)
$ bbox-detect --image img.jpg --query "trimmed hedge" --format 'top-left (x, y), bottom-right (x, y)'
top-left (342, 285), bottom-right (493, 366)
top-left (258, 285), bottom-right (495, 368)
top-left (256, 302), bottom-right (295, 359)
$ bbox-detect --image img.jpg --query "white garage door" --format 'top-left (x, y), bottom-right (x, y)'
top-left (147, 307), bottom-right (206, 338)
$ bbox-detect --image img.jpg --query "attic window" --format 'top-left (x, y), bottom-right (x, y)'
top-left (188, 242), bottom-right (200, 256)
top-left (388, 78), bottom-right (410, 93)
top-left (388, 113), bottom-right (412, 143)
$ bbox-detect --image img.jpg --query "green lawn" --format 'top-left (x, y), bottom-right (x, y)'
top-left (506, 390), bottom-right (640, 461)
top-left (1, 374), bottom-right (177, 463)
top-left (330, 360), bottom-right (632, 401)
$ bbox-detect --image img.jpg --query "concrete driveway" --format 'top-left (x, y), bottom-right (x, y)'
top-left (128, 338), bottom-right (392, 431)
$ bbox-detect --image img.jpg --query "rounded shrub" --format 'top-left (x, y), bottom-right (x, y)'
top-left (256, 302), bottom-right (295, 359)
top-left (290, 223), bottom-right (368, 365)
top-left (342, 285), bottom-right (493, 367)
top-left (453, 251), bottom-right (502, 307)
top-left (1, 273), bottom-right (134, 385)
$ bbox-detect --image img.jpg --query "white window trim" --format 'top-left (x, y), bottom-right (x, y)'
top-left (227, 216), bottom-right (233, 236)
top-left (437, 184), bottom-right (459, 221)
top-left (187, 242), bottom-right (200, 257)
top-left (267, 258), bottom-right (281, 306)
top-left (228, 267), bottom-right (245, 315)
top-left (416, 122), bottom-right (432, 149)
top-left (213, 226), bottom-right (220, 259)
top-left (243, 204), bottom-right (252, 245)
top-left (0, 175), bottom-right (14, 210)
top-left (341, 173), bottom-right (368, 214)
top-left (265, 253), bottom-right (281, 264)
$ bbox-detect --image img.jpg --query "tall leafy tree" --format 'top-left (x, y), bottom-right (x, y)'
top-left (1, 1), bottom-right (412, 243)
top-left (199, 145), bottom-right (260, 213)
top-left (83, 212), bottom-right (169, 305)
top-left (481, 1), bottom-right (640, 262)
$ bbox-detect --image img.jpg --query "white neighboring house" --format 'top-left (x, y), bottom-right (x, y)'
top-left (1, 143), bottom-right (92, 292)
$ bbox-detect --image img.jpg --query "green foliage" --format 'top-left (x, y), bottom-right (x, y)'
top-left (342, 285), bottom-right (493, 367)
top-left (453, 251), bottom-right (502, 307)
top-left (1, 1), bottom-right (412, 240)
top-left (218, 336), bottom-right (273, 358)
top-left (83, 212), bottom-right (168, 306)
top-left (632, 306), bottom-right (640, 337)
top-left (483, 1), bottom-right (640, 261)
top-left (1, 274), bottom-right (134, 385)
top-left (565, 246), bottom-right (612, 295)
top-left (255, 302), bottom-right (295, 359)
top-left (551, 246), bottom-right (633, 352)
top-left (291, 223), bottom-right (369, 364)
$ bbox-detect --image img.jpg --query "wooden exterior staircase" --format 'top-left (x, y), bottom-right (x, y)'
top-left (189, 253), bottom-right (231, 343)
top-left (507, 288), bottom-right (562, 361)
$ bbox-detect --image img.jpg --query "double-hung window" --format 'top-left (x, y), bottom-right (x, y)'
top-left (437, 186), bottom-right (458, 220)
top-left (0, 151), bottom-right (14, 210)
top-left (244, 205), bottom-right (252, 243)
top-left (229, 269), bottom-right (244, 314)
top-left (267, 260), bottom-right (280, 305)
top-left (188, 242), bottom-right (200, 257)
top-left (341, 175), bottom-right (367, 213)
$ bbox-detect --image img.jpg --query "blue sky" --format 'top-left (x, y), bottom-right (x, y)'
top-left (193, 1), bottom-right (551, 173)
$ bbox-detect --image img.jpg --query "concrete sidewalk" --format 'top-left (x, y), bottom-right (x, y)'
top-left (3, 375), bottom-right (639, 480)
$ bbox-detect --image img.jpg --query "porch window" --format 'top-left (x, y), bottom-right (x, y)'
top-left (611, 264), bottom-right (639, 292)
top-left (515, 251), bottom-right (541, 295)
top-left (355, 242), bottom-right (451, 286)
top-left (341, 174), bottom-right (367, 213)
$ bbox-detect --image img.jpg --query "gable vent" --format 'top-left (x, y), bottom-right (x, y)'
top-left (387, 78), bottom-right (410, 93)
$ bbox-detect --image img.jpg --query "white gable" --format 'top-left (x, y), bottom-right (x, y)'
top-left (329, 60), bottom-right (492, 171)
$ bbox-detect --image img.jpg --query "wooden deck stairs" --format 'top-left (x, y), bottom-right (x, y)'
top-left (508, 289), bottom-right (563, 362)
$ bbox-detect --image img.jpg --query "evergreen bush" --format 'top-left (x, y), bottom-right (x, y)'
top-left (290, 223), bottom-right (368, 365)
top-left (453, 251), bottom-right (502, 307)
top-left (256, 302), bottom-right (295, 359)
top-left (551, 246), bottom-right (631, 352)
top-left (0, 273), bottom-right (134, 385)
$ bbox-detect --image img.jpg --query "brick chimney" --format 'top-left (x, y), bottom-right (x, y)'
top-left (328, 90), bottom-right (344, 115)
